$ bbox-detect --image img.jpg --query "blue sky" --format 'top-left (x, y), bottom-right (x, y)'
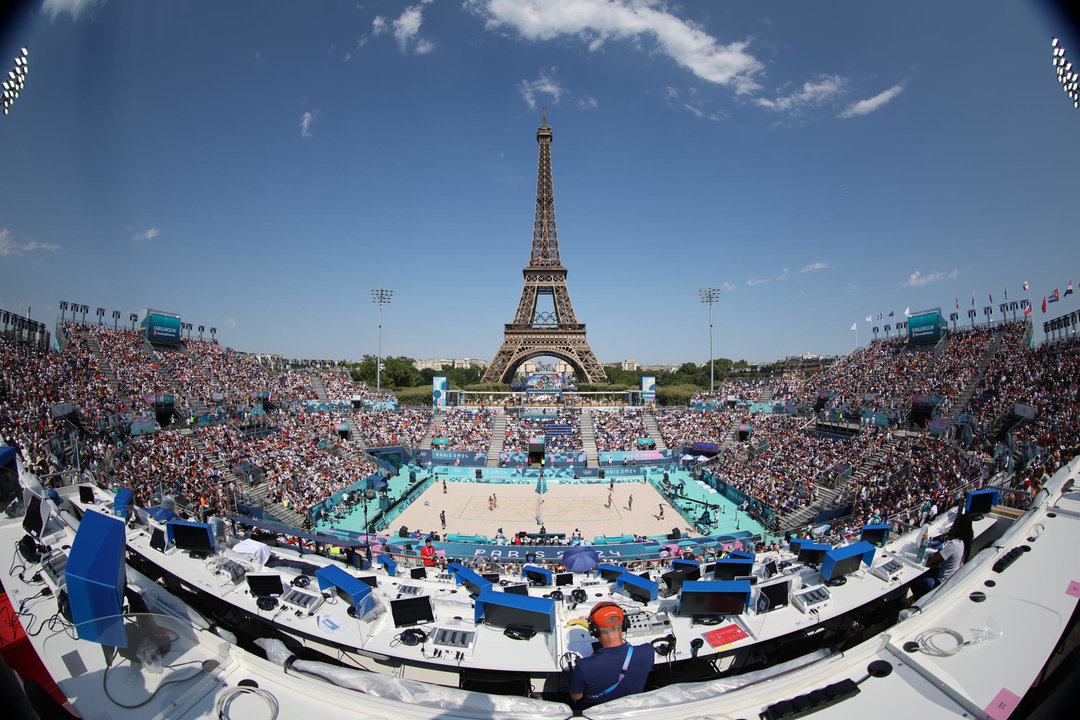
top-left (2, 0), bottom-right (1078, 366)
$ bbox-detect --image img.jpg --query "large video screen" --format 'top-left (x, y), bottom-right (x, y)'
top-left (146, 313), bottom-right (182, 345)
top-left (908, 311), bottom-right (943, 345)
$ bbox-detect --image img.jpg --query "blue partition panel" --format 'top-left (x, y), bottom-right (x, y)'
top-left (315, 564), bottom-right (377, 618)
top-left (66, 509), bottom-right (127, 646)
top-left (454, 567), bottom-right (493, 596)
top-left (964, 489), bottom-right (1000, 513)
top-left (474, 590), bottom-right (556, 633)
top-left (523, 564), bottom-right (553, 584)
top-left (376, 554), bottom-right (397, 576)
top-left (615, 572), bottom-right (659, 602)
top-left (820, 541), bottom-right (876, 581)
top-left (595, 563), bottom-right (626, 581)
top-left (113, 488), bottom-right (133, 520)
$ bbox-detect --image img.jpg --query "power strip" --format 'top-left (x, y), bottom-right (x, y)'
top-left (792, 585), bottom-right (831, 614)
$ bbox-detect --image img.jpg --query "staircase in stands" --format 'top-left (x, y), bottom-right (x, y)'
top-left (486, 414), bottom-right (507, 467)
top-left (579, 410), bottom-right (599, 467)
top-left (642, 410), bottom-right (669, 452)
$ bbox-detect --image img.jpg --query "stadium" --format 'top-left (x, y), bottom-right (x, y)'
top-left (3, 2), bottom-right (1080, 719)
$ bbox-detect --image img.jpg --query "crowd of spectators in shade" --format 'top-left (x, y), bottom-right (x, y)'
top-left (655, 409), bottom-right (727, 449)
top-left (591, 408), bottom-right (648, 451)
top-left (502, 410), bottom-right (582, 452)
top-left (434, 409), bottom-right (494, 451)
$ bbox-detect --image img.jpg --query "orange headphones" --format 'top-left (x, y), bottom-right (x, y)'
top-left (588, 602), bottom-right (629, 637)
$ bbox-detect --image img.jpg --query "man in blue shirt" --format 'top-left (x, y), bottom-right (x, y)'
top-left (569, 602), bottom-right (655, 710)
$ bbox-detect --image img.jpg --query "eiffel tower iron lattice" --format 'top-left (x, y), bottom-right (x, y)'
top-left (482, 115), bottom-right (607, 385)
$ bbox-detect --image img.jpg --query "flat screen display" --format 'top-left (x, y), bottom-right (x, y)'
top-left (246, 573), bottom-right (284, 598)
top-left (758, 580), bottom-right (789, 612)
top-left (482, 602), bottom-right (552, 633)
top-left (798, 546), bottom-right (828, 568)
top-left (713, 559), bottom-right (754, 581)
top-left (358, 575), bottom-right (378, 588)
top-left (823, 554), bottom-right (864, 582)
top-left (503, 583), bottom-right (529, 596)
top-left (677, 590), bottom-right (746, 617)
top-left (390, 596), bottom-right (435, 628)
top-left (860, 527), bottom-right (889, 547)
top-left (23, 493), bottom-right (44, 538)
top-left (525, 568), bottom-right (549, 586)
top-left (171, 523), bottom-right (214, 554)
top-left (410, 566), bottom-right (427, 580)
top-left (482, 573), bottom-right (500, 583)
top-left (79, 486), bottom-right (95, 504)
top-left (554, 572), bottom-right (573, 587)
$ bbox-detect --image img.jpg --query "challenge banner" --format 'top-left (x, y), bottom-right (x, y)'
top-left (641, 376), bottom-right (656, 402)
top-left (432, 376), bottom-right (448, 407)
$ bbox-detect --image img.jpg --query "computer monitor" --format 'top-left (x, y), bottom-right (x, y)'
top-left (482, 572), bottom-right (500, 583)
top-left (597, 565), bottom-right (624, 582)
top-left (410, 566), bottom-right (427, 580)
top-left (170, 522), bottom-right (215, 556)
top-left (620, 582), bottom-right (652, 604)
top-left (149, 526), bottom-right (167, 553)
top-left (859, 525), bottom-right (889, 548)
top-left (554, 572), bottom-right (573, 587)
top-left (22, 493), bottom-right (45, 539)
top-left (480, 600), bottom-right (553, 634)
top-left (357, 575), bottom-right (378, 588)
top-left (965, 490), bottom-right (996, 516)
top-left (797, 544), bottom-right (830, 568)
top-left (676, 583), bottom-right (749, 618)
top-left (246, 573), bottom-right (284, 598)
top-left (756, 579), bottom-right (790, 613)
top-left (789, 538), bottom-right (811, 555)
top-left (762, 559), bottom-right (778, 578)
top-left (524, 568), bottom-right (549, 587)
top-left (390, 595), bottom-right (435, 628)
top-left (462, 575), bottom-right (491, 599)
top-left (503, 583), bottom-right (529, 596)
top-left (78, 486), bottom-right (95, 504)
top-left (712, 558), bottom-right (754, 581)
top-left (822, 553), bottom-right (864, 583)
top-left (637, 571), bottom-right (651, 581)
top-left (661, 568), bottom-right (694, 596)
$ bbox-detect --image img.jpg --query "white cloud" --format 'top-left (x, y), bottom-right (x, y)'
top-left (374, 4), bottom-right (434, 54)
top-left (840, 84), bottom-right (904, 119)
top-left (801, 261), bottom-right (829, 273)
top-left (683, 104), bottom-right (704, 118)
top-left (577, 96), bottom-right (598, 110)
top-left (133, 227), bottom-right (160, 241)
top-left (222, 317), bottom-right (238, 328)
top-left (720, 282), bottom-right (735, 292)
top-left (0, 229), bottom-right (60, 256)
top-left (42, 0), bottom-right (101, 22)
top-left (756, 75), bottom-right (846, 113)
top-left (746, 267), bottom-right (789, 287)
top-left (903, 269), bottom-right (959, 287)
top-left (519, 69), bottom-right (564, 110)
top-left (470, 0), bottom-right (764, 94)
top-left (300, 110), bottom-right (317, 137)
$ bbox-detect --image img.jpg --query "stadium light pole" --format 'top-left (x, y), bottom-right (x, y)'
top-left (371, 288), bottom-right (393, 394)
top-left (699, 288), bottom-right (721, 395)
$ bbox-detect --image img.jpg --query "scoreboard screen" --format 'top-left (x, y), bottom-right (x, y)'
top-left (908, 311), bottom-right (943, 345)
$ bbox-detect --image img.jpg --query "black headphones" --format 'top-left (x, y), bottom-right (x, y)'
top-left (587, 602), bottom-right (630, 638)
top-left (291, 575), bottom-right (311, 588)
top-left (651, 633), bottom-right (676, 657)
top-left (400, 628), bottom-right (428, 646)
top-left (570, 588), bottom-right (588, 604)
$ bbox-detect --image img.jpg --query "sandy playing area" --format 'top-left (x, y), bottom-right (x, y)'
top-left (391, 481), bottom-right (694, 541)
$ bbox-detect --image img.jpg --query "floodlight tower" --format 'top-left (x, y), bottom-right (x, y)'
top-left (1, 47), bottom-right (28, 116)
top-left (1052, 38), bottom-right (1080, 109)
top-left (699, 288), bottom-right (722, 395)
top-left (371, 288), bottom-right (393, 394)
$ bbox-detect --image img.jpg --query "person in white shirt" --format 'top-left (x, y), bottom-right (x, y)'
top-left (910, 512), bottom-right (973, 602)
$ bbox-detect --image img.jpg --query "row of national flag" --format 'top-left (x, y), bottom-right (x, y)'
top-left (853, 280), bottom-right (1075, 332)
top-left (1041, 281), bottom-right (1073, 313)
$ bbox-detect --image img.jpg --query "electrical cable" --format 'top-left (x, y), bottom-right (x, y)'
top-left (102, 658), bottom-right (205, 710)
top-left (914, 627), bottom-right (968, 657)
top-left (214, 685), bottom-right (279, 720)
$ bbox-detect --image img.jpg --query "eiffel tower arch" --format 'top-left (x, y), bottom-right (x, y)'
top-left (482, 115), bottom-right (607, 385)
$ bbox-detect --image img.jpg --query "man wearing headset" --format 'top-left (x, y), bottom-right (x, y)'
top-left (569, 602), bottom-right (655, 709)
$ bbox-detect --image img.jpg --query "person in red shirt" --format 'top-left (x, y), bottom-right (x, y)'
top-left (420, 538), bottom-right (437, 567)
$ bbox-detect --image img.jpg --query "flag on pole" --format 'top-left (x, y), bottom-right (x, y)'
top-left (1043, 296), bottom-right (1048, 313)
top-left (989, 291), bottom-right (993, 304)
top-left (850, 322), bottom-right (857, 331)
top-left (888, 310), bottom-right (894, 318)
top-left (904, 306), bottom-right (910, 317)
top-left (1066, 281), bottom-right (1074, 297)
top-left (971, 292), bottom-right (976, 306)
top-left (955, 297), bottom-right (959, 311)
top-left (865, 314), bottom-right (872, 322)
top-left (1023, 280), bottom-right (1029, 291)
top-left (1025, 304), bottom-right (1032, 316)
top-left (877, 312), bottom-right (882, 320)
top-left (1048, 289), bottom-right (1060, 303)
top-left (1004, 287), bottom-right (1008, 302)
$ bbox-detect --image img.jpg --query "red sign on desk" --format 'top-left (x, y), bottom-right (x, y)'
top-left (702, 623), bottom-right (749, 649)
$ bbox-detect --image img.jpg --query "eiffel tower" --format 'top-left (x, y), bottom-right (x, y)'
top-left (482, 114), bottom-right (607, 385)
